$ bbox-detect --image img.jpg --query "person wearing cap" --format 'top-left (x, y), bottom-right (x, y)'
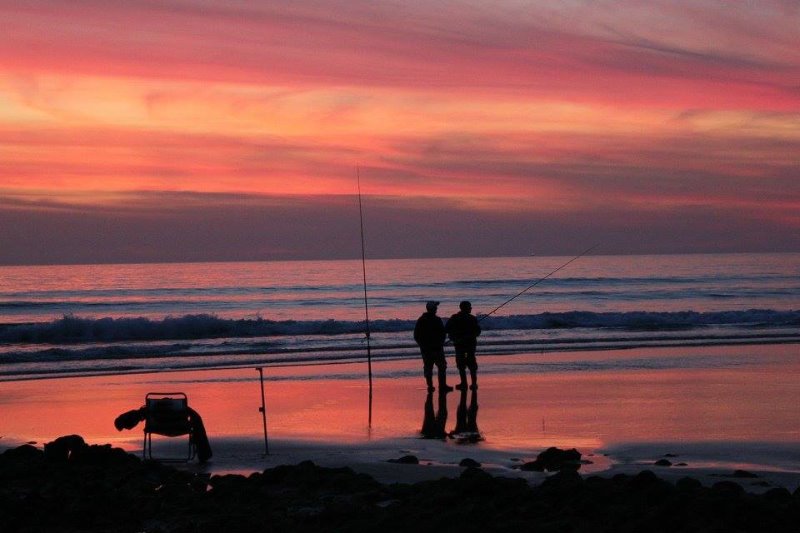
top-left (413, 301), bottom-right (453, 393)
top-left (445, 301), bottom-right (481, 390)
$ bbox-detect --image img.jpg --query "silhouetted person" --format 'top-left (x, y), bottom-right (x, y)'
top-left (420, 390), bottom-right (448, 439)
top-left (445, 300), bottom-right (481, 390)
top-left (414, 301), bottom-right (453, 393)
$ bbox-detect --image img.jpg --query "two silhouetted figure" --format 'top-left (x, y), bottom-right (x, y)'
top-left (414, 300), bottom-right (481, 392)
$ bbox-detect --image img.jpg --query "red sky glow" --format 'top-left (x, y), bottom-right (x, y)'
top-left (1, 0), bottom-right (798, 263)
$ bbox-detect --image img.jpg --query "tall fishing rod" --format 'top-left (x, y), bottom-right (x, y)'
top-left (477, 244), bottom-right (599, 322)
top-left (357, 166), bottom-right (373, 428)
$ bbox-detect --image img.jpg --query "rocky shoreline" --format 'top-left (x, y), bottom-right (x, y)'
top-left (3, 436), bottom-right (800, 532)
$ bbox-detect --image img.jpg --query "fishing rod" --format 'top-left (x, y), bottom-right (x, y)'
top-left (477, 244), bottom-right (599, 322)
top-left (357, 166), bottom-right (373, 428)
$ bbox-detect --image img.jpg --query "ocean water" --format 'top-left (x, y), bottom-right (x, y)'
top-left (1, 253), bottom-right (798, 380)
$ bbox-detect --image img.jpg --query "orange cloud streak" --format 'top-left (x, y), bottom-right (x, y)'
top-left (0, 0), bottom-right (798, 254)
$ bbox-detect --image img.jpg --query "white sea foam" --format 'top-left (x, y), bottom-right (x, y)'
top-left (1, 310), bottom-right (799, 380)
top-left (1, 309), bottom-right (798, 344)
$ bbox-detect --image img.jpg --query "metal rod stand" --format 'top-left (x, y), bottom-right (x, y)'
top-left (256, 367), bottom-right (269, 455)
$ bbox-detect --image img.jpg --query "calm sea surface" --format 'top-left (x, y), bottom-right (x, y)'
top-left (1, 253), bottom-right (798, 380)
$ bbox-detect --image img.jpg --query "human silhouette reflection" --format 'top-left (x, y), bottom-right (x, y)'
top-left (450, 388), bottom-right (483, 443)
top-left (420, 390), bottom-right (448, 439)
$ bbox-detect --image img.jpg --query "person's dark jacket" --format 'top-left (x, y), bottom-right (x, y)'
top-left (414, 312), bottom-right (446, 350)
top-left (445, 311), bottom-right (481, 346)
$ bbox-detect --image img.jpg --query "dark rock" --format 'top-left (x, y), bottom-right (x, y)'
top-left (520, 447), bottom-right (582, 472)
top-left (631, 470), bottom-right (659, 487)
top-left (43, 435), bottom-right (86, 462)
top-left (763, 487), bottom-right (792, 502)
top-left (210, 473), bottom-right (249, 493)
top-left (388, 455), bottom-right (419, 465)
top-left (459, 458), bottom-right (481, 468)
top-left (6, 437), bottom-right (800, 533)
top-left (541, 469), bottom-right (583, 491)
top-left (675, 462), bottom-right (688, 466)
top-left (629, 470), bottom-right (674, 500)
top-left (654, 459), bottom-right (672, 467)
top-left (676, 476), bottom-right (702, 491)
top-left (711, 480), bottom-right (745, 497)
top-left (41, 435), bottom-right (137, 468)
top-left (459, 466), bottom-right (492, 482)
top-left (75, 443), bottom-right (140, 466)
top-left (585, 475), bottom-right (606, 486)
top-left (611, 473), bottom-right (631, 484)
top-left (732, 469), bottom-right (758, 478)
top-left (0, 443), bottom-right (45, 479)
top-left (1, 443), bottom-right (43, 461)
top-left (663, 453), bottom-right (678, 458)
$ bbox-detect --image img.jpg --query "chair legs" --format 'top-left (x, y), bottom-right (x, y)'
top-left (143, 431), bottom-right (196, 462)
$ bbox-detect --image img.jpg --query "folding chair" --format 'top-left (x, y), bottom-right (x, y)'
top-left (143, 392), bottom-right (196, 462)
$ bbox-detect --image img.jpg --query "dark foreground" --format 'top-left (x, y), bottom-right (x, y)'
top-left (3, 436), bottom-right (800, 532)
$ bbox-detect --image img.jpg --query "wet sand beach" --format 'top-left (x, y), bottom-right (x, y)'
top-left (3, 343), bottom-right (800, 491)
top-left (4, 343), bottom-right (800, 531)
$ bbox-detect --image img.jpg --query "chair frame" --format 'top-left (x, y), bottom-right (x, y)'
top-left (142, 392), bottom-right (196, 462)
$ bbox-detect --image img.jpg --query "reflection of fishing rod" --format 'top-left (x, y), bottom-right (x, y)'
top-left (477, 244), bottom-right (599, 322)
top-left (357, 166), bottom-right (373, 428)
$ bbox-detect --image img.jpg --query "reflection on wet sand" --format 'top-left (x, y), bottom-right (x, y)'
top-left (420, 388), bottom-right (484, 443)
top-left (450, 388), bottom-right (483, 443)
top-left (420, 391), bottom-right (448, 439)
top-left (6, 345), bottom-right (800, 466)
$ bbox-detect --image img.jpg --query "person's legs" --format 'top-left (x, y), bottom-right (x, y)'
top-left (431, 348), bottom-right (453, 392)
top-left (422, 351), bottom-right (435, 391)
top-left (454, 345), bottom-right (468, 390)
top-left (437, 366), bottom-right (454, 392)
top-left (465, 345), bottom-right (478, 389)
top-left (468, 358), bottom-right (478, 389)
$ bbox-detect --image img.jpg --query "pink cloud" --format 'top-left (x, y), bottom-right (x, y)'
top-left (1, 1), bottom-right (798, 108)
top-left (1, 1), bottom-right (798, 260)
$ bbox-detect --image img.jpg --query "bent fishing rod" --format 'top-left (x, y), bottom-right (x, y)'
top-left (477, 244), bottom-right (599, 323)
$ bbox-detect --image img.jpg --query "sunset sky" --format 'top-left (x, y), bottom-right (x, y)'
top-left (1, 0), bottom-right (798, 264)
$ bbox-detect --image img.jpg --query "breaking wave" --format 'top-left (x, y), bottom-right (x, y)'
top-left (1, 309), bottom-right (798, 345)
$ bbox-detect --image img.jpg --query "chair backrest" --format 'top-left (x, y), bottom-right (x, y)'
top-left (144, 392), bottom-right (192, 437)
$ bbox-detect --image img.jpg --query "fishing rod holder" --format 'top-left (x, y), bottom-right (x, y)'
top-left (256, 367), bottom-right (269, 455)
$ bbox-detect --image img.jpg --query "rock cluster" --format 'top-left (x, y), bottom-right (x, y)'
top-left (3, 437), bottom-right (800, 532)
top-left (520, 446), bottom-right (583, 472)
